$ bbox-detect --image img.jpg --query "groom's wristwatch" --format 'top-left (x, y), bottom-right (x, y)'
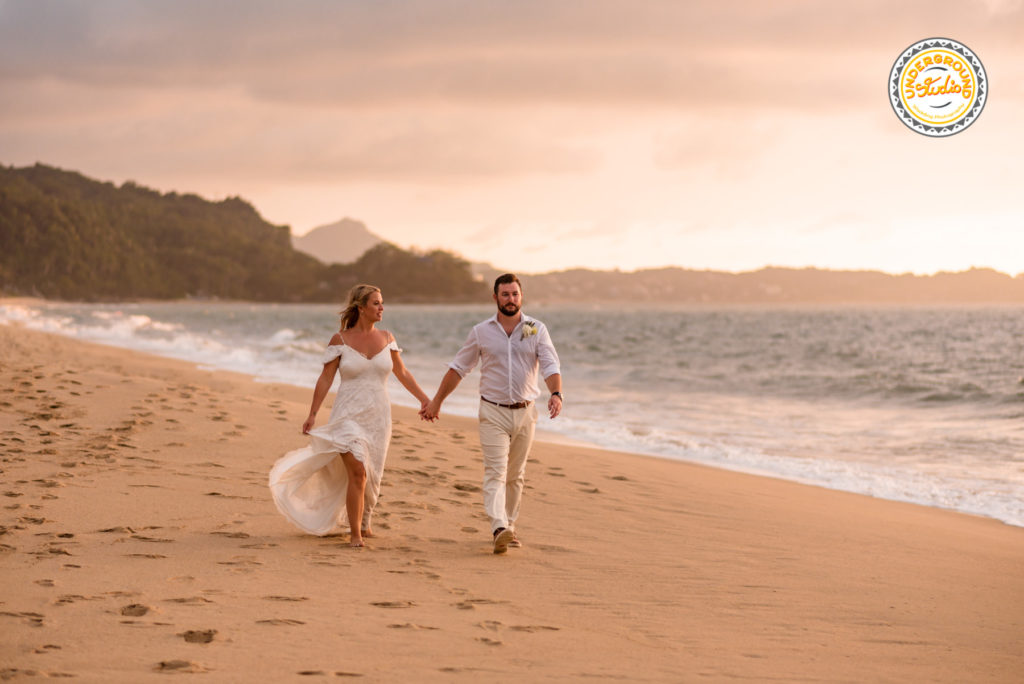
top-left (551, 392), bottom-right (563, 400)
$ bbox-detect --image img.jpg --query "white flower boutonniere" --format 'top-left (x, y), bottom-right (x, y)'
top-left (521, 322), bottom-right (538, 340)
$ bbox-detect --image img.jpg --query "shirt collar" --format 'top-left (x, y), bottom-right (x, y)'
top-left (489, 312), bottom-right (531, 329)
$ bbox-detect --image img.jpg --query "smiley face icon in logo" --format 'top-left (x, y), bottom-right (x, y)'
top-left (889, 38), bottom-right (987, 137)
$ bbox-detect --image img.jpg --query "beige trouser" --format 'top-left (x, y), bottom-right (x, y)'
top-left (478, 400), bottom-right (538, 533)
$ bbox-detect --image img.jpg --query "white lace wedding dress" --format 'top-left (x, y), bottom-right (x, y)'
top-left (269, 339), bottom-right (399, 535)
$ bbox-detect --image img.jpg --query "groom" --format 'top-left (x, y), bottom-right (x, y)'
top-left (421, 273), bottom-right (562, 554)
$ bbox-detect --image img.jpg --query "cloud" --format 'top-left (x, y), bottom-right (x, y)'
top-left (0, 89), bottom-right (600, 183)
top-left (4, 0), bottom-right (1020, 112)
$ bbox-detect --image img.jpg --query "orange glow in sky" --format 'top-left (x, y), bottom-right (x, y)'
top-left (1, 1), bottom-right (1022, 275)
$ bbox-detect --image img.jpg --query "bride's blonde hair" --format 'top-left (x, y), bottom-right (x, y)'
top-left (339, 284), bottom-right (382, 330)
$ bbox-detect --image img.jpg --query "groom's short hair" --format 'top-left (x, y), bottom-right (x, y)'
top-left (493, 273), bottom-right (521, 295)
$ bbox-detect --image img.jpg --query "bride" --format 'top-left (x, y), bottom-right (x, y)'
top-left (269, 284), bottom-right (431, 547)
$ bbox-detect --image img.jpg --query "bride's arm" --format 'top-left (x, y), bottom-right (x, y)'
top-left (390, 344), bottom-right (430, 408)
top-left (302, 335), bottom-right (343, 433)
top-left (303, 361), bottom-right (339, 433)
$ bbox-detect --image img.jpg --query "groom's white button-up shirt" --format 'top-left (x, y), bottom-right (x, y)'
top-left (448, 313), bottom-right (560, 405)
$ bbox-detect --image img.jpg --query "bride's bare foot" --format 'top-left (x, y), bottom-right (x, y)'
top-left (349, 538), bottom-right (364, 548)
top-left (361, 528), bottom-right (374, 538)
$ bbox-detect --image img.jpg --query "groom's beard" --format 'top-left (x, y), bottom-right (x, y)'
top-left (499, 302), bottom-right (520, 316)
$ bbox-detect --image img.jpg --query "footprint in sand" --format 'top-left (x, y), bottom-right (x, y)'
top-left (155, 660), bottom-right (207, 673)
top-left (121, 604), bottom-right (151, 617)
top-left (180, 629), bottom-right (216, 644)
top-left (303, 550), bottom-right (349, 567)
top-left (256, 618), bottom-right (305, 626)
top-left (210, 531), bottom-right (251, 539)
top-left (370, 601), bottom-right (415, 608)
top-left (204, 491), bottom-right (252, 500)
top-left (32, 544), bottom-right (73, 558)
top-left (32, 644), bottom-right (62, 654)
top-left (388, 623), bottom-right (440, 630)
top-left (54, 594), bottom-right (105, 605)
top-left (164, 597), bottom-right (215, 605)
top-left (131, 534), bottom-right (175, 543)
top-left (453, 598), bottom-right (507, 610)
top-left (262, 596), bottom-right (309, 602)
top-left (2, 669), bottom-right (75, 679)
top-left (0, 611), bottom-right (45, 627)
top-left (217, 556), bottom-right (262, 571)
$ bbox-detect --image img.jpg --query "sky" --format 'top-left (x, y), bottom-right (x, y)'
top-left (2, 0), bottom-right (1023, 275)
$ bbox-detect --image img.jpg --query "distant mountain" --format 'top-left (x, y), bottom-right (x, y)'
top-left (0, 163), bottom-right (484, 302)
top-left (522, 266), bottom-right (1024, 304)
top-left (292, 218), bottom-right (382, 265)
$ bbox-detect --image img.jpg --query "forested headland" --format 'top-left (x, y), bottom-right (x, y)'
top-left (0, 164), bottom-right (484, 302)
top-left (4, 163), bottom-right (1023, 306)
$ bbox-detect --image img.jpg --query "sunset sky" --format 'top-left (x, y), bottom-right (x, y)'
top-left (2, 1), bottom-right (1022, 275)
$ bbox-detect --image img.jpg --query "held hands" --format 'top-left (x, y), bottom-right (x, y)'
top-left (419, 397), bottom-right (441, 422)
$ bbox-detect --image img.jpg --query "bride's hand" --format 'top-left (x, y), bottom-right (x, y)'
top-left (418, 398), bottom-right (437, 422)
top-left (302, 415), bottom-right (316, 434)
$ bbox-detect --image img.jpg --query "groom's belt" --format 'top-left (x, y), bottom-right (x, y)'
top-left (481, 396), bottom-right (532, 410)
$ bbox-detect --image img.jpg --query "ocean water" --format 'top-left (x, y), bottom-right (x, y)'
top-left (3, 300), bottom-right (1023, 528)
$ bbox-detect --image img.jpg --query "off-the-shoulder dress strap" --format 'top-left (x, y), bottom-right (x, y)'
top-left (321, 333), bottom-right (346, 365)
top-left (370, 330), bottom-right (401, 354)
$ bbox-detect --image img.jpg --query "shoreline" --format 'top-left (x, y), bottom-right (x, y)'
top-left (2, 323), bottom-right (1022, 680)
top-left (7, 294), bottom-right (1024, 309)
top-left (4, 299), bottom-right (1022, 530)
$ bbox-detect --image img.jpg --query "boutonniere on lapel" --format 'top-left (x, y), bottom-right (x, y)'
top-left (520, 322), bottom-right (538, 340)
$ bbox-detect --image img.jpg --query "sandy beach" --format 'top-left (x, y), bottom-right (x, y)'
top-left (1, 322), bottom-right (1022, 682)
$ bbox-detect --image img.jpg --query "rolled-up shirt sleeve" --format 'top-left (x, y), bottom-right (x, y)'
top-left (448, 327), bottom-right (481, 378)
top-left (536, 323), bottom-right (561, 379)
